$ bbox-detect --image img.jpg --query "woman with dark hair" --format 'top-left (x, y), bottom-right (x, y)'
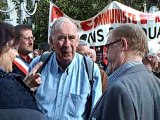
top-left (0, 22), bottom-right (44, 120)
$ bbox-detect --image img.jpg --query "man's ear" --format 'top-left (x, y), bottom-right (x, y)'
top-left (49, 37), bottom-right (54, 46)
top-left (48, 37), bottom-right (55, 49)
top-left (76, 38), bottom-right (79, 47)
top-left (121, 38), bottom-right (128, 51)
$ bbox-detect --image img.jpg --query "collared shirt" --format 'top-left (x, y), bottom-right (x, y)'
top-left (29, 52), bottom-right (102, 120)
top-left (20, 55), bottom-right (32, 64)
top-left (108, 61), bottom-right (143, 86)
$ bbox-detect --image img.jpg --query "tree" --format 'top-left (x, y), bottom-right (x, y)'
top-left (0, 0), bottom-right (8, 21)
top-left (55, 0), bottom-right (145, 20)
top-left (31, 0), bottom-right (50, 44)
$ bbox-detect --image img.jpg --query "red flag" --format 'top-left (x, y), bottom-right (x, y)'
top-left (51, 6), bottom-right (64, 22)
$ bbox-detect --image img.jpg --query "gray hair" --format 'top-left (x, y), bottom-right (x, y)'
top-left (50, 17), bottom-right (77, 37)
top-left (111, 23), bottom-right (148, 57)
top-left (78, 39), bottom-right (90, 47)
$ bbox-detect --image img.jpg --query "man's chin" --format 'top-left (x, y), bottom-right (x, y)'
top-left (62, 57), bottom-right (72, 62)
top-left (24, 49), bottom-right (33, 55)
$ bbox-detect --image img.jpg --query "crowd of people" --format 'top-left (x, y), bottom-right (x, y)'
top-left (0, 17), bottom-right (160, 120)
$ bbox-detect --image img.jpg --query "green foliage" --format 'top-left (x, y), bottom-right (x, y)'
top-left (32, 0), bottom-right (50, 44)
top-left (55, 0), bottom-right (146, 20)
top-left (0, 0), bottom-right (8, 21)
top-left (55, 0), bottom-right (109, 20)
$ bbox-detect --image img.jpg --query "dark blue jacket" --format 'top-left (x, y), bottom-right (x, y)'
top-left (0, 69), bottom-right (44, 120)
top-left (90, 64), bottom-right (160, 120)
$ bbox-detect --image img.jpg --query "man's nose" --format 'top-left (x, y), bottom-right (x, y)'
top-left (63, 38), bottom-right (71, 46)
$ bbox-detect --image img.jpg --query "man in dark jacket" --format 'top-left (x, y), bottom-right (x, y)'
top-left (89, 23), bottom-right (160, 120)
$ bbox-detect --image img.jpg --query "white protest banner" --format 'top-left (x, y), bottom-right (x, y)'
top-left (48, 1), bottom-right (160, 46)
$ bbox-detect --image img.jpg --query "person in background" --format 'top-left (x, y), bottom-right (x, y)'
top-left (27, 17), bottom-right (102, 120)
top-left (76, 40), bottom-right (107, 93)
top-left (143, 41), bottom-right (160, 78)
top-left (12, 24), bottom-right (35, 78)
top-left (96, 47), bottom-right (104, 69)
top-left (33, 49), bottom-right (40, 57)
top-left (89, 49), bottom-right (97, 62)
top-left (0, 21), bottom-right (44, 120)
top-left (90, 23), bottom-right (160, 120)
top-left (89, 48), bottom-right (108, 93)
top-left (38, 42), bottom-right (51, 55)
top-left (76, 39), bottom-right (90, 56)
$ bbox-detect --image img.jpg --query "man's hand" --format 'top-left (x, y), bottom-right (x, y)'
top-left (24, 62), bottom-right (43, 91)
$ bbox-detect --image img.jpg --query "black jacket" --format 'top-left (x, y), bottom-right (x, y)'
top-left (90, 64), bottom-right (160, 120)
top-left (0, 69), bottom-right (44, 120)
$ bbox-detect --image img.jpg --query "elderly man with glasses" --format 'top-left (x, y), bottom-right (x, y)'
top-left (89, 23), bottom-right (160, 120)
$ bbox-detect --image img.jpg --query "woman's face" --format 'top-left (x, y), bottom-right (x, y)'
top-left (0, 40), bottom-right (19, 72)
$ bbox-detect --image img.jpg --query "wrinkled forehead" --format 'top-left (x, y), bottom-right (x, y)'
top-left (53, 20), bottom-right (77, 35)
top-left (58, 22), bottom-right (76, 32)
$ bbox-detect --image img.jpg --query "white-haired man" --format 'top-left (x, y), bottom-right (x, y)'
top-left (28, 17), bottom-right (102, 120)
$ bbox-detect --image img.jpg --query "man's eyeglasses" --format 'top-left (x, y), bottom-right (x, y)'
top-left (20, 36), bottom-right (35, 41)
top-left (105, 39), bottom-right (121, 48)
